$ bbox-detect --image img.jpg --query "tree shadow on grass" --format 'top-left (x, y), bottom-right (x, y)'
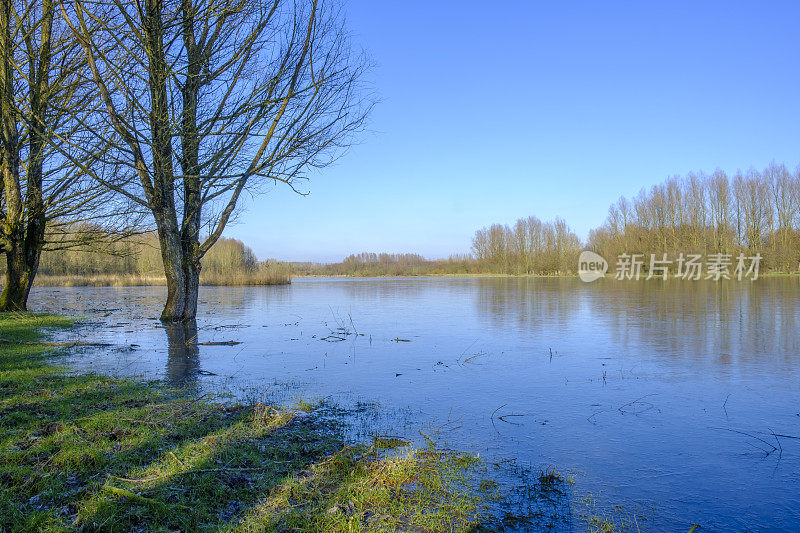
top-left (1, 315), bottom-right (572, 532)
top-left (3, 379), bottom-right (494, 531)
top-left (1, 369), bottom-right (344, 531)
top-left (75, 406), bottom-right (344, 530)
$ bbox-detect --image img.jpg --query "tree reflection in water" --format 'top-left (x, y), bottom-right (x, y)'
top-left (164, 319), bottom-right (200, 386)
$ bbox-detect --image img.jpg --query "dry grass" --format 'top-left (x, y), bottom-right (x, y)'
top-left (23, 268), bottom-right (290, 287)
top-left (13, 234), bottom-right (291, 286)
top-left (200, 265), bottom-right (291, 286)
top-left (32, 274), bottom-right (167, 287)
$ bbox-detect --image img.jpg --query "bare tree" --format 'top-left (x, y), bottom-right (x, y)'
top-left (765, 162), bottom-right (797, 269)
top-left (61, 0), bottom-right (370, 320)
top-left (734, 169), bottom-right (770, 252)
top-left (707, 170), bottom-right (733, 251)
top-left (0, 0), bottom-right (127, 311)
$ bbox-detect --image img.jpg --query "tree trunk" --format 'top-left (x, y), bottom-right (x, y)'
top-left (181, 259), bottom-right (200, 320)
top-left (0, 0), bottom-right (28, 311)
top-left (2, 0), bottom-right (50, 312)
top-left (0, 241), bottom-right (34, 311)
top-left (145, 0), bottom-right (186, 322)
top-left (2, 207), bottom-right (47, 311)
top-left (156, 218), bottom-right (203, 321)
top-left (178, 0), bottom-right (202, 322)
top-left (155, 214), bottom-right (187, 321)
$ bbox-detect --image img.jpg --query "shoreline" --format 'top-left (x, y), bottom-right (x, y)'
top-left (0, 270), bottom-right (793, 289)
top-left (28, 274), bottom-right (292, 288)
top-left (0, 314), bottom-right (552, 531)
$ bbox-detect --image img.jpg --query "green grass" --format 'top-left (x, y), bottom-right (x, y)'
top-left (0, 314), bottom-right (494, 532)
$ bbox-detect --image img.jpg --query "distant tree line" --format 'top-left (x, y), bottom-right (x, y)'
top-left (293, 162), bottom-right (800, 278)
top-left (291, 253), bottom-right (479, 277)
top-left (589, 162), bottom-right (800, 272)
top-left (20, 232), bottom-right (289, 286)
top-left (288, 215), bottom-right (584, 277)
top-left (8, 160), bottom-right (800, 283)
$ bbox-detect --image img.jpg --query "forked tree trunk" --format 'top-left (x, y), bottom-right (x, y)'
top-left (143, 0), bottom-right (192, 322)
top-left (0, 0), bottom-right (50, 312)
top-left (155, 218), bottom-right (203, 321)
top-left (177, 0), bottom-right (203, 322)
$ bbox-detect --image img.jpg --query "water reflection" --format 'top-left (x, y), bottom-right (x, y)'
top-left (471, 278), bottom-right (800, 372)
top-left (28, 279), bottom-right (800, 530)
top-left (164, 320), bottom-right (200, 385)
top-left (474, 278), bottom-right (581, 330)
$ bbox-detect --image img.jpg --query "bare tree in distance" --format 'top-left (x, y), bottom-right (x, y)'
top-left (471, 217), bottom-right (582, 274)
top-left (0, 0), bottom-right (134, 311)
top-left (589, 162), bottom-right (800, 272)
top-left (60, 0), bottom-right (372, 320)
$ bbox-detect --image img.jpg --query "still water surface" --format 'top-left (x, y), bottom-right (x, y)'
top-left (32, 277), bottom-right (800, 530)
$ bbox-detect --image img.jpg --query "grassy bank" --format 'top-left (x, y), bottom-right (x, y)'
top-left (0, 314), bottom-right (501, 531)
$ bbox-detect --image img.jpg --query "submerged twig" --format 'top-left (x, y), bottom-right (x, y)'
top-left (490, 404), bottom-right (507, 422)
top-left (497, 413), bottom-right (525, 424)
top-left (418, 429), bottom-right (436, 446)
top-left (460, 352), bottom-right (488, 366)
top-left (709, 426), bottom-right (778, 456)
top-left (618, 394), bottom-right (658, 414)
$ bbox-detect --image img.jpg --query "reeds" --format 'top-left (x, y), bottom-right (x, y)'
top-left (21, 266), bottom-right (290, 287)
top-left (198, 263), bottom-right (291, 286)
top-left (3, 233), bottom-right (291, 287)
top-left (31, 274), bottom-right (166, 287)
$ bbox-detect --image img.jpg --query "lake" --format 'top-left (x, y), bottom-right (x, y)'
top-left (31, 277), bottom-right (800, 531)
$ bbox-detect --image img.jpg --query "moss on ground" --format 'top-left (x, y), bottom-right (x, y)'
top-left (0, 314), bottom-right (495, 532)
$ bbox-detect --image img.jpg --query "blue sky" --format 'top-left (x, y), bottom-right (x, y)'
top-left (229, 0), bottom-right (800, 262)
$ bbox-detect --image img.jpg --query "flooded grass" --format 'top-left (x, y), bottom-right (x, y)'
top-left (247, 443), bottom-right (484, 531)
top-left (0, 314), bottom-right (556, 531)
